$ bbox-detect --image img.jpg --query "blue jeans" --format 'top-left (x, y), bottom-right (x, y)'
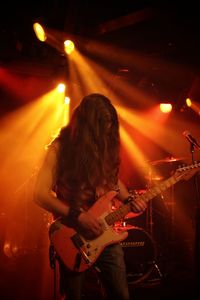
top-left (59, 243), bottom-right (130, 300)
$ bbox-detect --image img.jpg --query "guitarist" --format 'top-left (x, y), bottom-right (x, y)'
top-left (34, 93), bottom-right (147, 300)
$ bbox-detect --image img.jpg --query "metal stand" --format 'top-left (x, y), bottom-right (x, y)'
top-left (145, 167), bottom-right (154, 237)
top-left (145, 167), bottom-right (163, 281)
top-left (152, 260), bottom-right (163, 279)
top-left (189, 143), bottom-right (200, 288)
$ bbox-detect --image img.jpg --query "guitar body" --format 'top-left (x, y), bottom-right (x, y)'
top-left (49, 190), bottom-right (128, 272)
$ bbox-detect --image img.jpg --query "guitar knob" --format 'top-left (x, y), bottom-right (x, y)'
top-left (87, 251), bottom-right (91, 256)
top-left (86, 243), bottom-right (91, 248)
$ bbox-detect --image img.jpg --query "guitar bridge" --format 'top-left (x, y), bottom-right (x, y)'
top-left (71, 233), bottom-right (92, 267)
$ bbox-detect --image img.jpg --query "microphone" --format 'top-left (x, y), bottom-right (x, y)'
top-left (183, 130), bottom-right (200, 150)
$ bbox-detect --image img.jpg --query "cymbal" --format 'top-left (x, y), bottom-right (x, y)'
top-left (149, 156), bottom-right (187, 165)
top-left (145, 175), bottom-right (164, 181)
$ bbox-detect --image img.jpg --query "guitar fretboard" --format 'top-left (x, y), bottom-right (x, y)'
top-left (105, 164), bottom-right (197, 226)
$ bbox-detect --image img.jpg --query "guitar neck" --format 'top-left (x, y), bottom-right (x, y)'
top-left (105, 162), bottom-right (200, 226)
top-left (105, 173), bottom-right (180, 226)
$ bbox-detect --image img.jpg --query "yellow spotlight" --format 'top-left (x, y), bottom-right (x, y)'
top-left (33, 22), bottom-right (47, 42)
top-left (64, 40), bottom-right (75, 55)
top-left (159, 103), bottom-right (172, 113)
top-left (186, 98), bottom-right (192, 107)
top-left (64, 96), bottom-right (70, 104)
top-left (57, 83), bottom-right (66, 93)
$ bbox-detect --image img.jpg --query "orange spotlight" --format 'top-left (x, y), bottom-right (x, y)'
top-left (64, 96), bottom-right (70, 104)
top-left (33, 22), bottom-right (47, 42)
top-left (57, 83), bottom-right (66, 93)
top-left (159, 103), bottom-right (172, 113)
top-left (186, 98), bottom-right (192, 107)
top-left (64, 40), bottom-right (75, 55)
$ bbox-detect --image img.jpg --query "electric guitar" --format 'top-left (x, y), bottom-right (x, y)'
top-left (49, 162), bottom-right (200, 272)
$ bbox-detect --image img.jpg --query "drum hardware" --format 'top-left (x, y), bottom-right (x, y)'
top-left (145, 164), bottom-right (169, 238)
top-left (116, 177), bottom-right (174, 284)
top-left (146, 157), bottom-right (179, 237)
top-left (143, 163), bottom-right (171, 280)
top-left (152, 260), bottom-right (163, 279)
top-left (145, 174), bottom-right (164, 181)
top-left (149, 156), bottom-right (188, 166)
top-left (118, 226), bottom-right (160, 286)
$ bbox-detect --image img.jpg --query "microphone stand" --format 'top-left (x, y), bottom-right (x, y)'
top-left (189, 142), bottom-right (200, 289)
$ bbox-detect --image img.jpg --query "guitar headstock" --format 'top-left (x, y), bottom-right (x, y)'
top-left (175, 162), bottom-right (200, 181)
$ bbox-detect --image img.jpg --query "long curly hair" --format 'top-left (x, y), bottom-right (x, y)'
top-left (54, 93), bottom-right (120, 205)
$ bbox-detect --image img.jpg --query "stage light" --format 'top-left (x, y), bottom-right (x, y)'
top-left (64, 39), bottom-right (75, 55)
top-left (57, 83), bottom-right (66, 93)
top-left (64, 96), bottom-right (70, 104)
top-left (186, 98), bottom-right (192, 107)
top-left (33, 22), bottom-right (47, 42)
top-left (184, 98), bottom-right (200, 116)
top-left (159, 103), bottom-right (172, 113)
